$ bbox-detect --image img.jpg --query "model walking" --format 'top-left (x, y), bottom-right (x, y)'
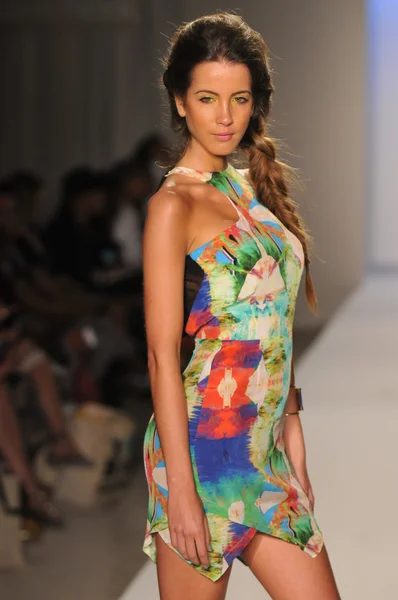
top-left (142, 12), bottom-right (340, 600)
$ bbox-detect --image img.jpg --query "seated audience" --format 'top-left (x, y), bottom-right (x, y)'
top-left (43, 167), bottom-right (135, 296)
top-left (107, 160), bottom-right (151, 271)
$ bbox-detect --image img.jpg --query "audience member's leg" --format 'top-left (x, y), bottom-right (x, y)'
top-left (15, 339), bottom-right (84, 463)
top-left (0, 383), bottom-right (63, 526)
top-left (0, 383), bottom-right (38, 498)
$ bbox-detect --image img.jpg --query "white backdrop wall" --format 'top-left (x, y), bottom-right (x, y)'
top-left (368, 0), bottom-right (398, 271)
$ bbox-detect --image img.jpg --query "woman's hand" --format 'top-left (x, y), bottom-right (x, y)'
top-left (168, 486), bottom-right (211, 569)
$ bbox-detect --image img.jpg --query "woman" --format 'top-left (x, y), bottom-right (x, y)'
top-left (142, 12), bottom-right (340, 599)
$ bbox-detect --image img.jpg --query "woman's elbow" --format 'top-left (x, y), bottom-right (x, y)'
top-left (147, 346), bottom-right (180, 374)
top-left (147, 349), bottom-right (157, 374)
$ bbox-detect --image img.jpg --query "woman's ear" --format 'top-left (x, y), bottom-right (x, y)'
top-left (174, 96), bottom-right (186, 118)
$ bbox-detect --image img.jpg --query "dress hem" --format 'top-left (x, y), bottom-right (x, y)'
top-left (143, 516), bottom-right (324, 583)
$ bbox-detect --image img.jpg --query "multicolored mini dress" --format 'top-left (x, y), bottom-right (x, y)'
top-left (143, 163), bottom-right (323, 581)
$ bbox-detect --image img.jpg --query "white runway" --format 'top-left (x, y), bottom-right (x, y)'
top-left (120, 275), bottom-right (398, 600)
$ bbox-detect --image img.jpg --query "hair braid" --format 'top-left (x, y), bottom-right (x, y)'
top-left (246, 129), bottom-right (318, 314)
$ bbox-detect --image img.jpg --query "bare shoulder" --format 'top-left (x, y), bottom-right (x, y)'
top-left (144, 182), bottom-right (194, 254)
top-left (147, 184), bottom-right (190, 222)
top-left (148, 186), bottom-right (188, 216)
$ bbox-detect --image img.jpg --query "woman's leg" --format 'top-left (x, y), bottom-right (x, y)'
top-left (0, 383), bottom-right (63, 526)
top-left (15, 340), bottom-right (79, 459)
top-left (0, 383), bottom-right (39, 497)
top-left (155, 533), bottom-right (232, 600)
top-left (241, 533), bottom-right (340, 600)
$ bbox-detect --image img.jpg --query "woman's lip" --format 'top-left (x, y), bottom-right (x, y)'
top-left (214, 133), bottom-right (233, 141)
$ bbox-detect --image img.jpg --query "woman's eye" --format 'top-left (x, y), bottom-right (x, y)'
top-left (198, 96), bottom-right (248, 104)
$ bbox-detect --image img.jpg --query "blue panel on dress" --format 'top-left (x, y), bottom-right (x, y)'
top-left (216, 250), bottom-right (234, 264)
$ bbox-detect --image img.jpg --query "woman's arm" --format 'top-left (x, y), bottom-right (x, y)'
top-left (143, 188), bottom-right (211, 567)
top-left (283, 359), bottom-right (315, 508)
top-left (144, 189), bottom-right (194, 488)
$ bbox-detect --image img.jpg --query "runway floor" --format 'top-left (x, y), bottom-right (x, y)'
top-left (120, 274), bottom-right (398, 600)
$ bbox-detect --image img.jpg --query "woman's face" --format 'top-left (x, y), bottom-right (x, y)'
top-left (175, 61), bottom-right (254, 160)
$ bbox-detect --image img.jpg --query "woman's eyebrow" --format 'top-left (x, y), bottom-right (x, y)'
top-left (194, 89), bottom-right (252, 95)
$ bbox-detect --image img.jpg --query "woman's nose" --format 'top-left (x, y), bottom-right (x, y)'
top-left (216, 103), bottom-right (233, 126)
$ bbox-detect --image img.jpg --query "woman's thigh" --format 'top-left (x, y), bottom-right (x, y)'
top-left (155, 533), bottom-right (232, 600)
top-left (241, 532), bottom-right (341, 600)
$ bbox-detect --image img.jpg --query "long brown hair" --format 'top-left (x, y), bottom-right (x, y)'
top-left (161, 12), bottom-right (318, 314)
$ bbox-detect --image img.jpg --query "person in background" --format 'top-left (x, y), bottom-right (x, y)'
top-left (43, 167), bottom-right (110, 290)
top-left (0, 273), bottom-right (89, 469)
top-left (0, 380), bottom-right (63, 528)
top-left (6, 169), bottom-right (44, 230)
top-left (0, 185), bottom-right (90, 468)
top-left (0, 176), bottom-right (102, 323)
top-left (44, 167), bottom-right (139, 299)
top-left (0, 305), bottom-right (63, 528)
top-left (104, 161), bottom-right (152, 373)
top-left (42, 168), bottom-right (146, 395)
top-left (130, 133), bottom-right (170, 198)
top-left (108, 160), bottom-right (152, 271)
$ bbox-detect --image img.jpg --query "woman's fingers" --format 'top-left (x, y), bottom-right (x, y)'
top-left (175, 531), bottom-right (189, 561)
top-left (185, 535), bottom-right (200, 566)
top-left (170, 528), bottom-right (178, 550)
top-left (172, 528), bottom-right (210, 568)
top-left (168, 503), bottom-right (212, 568)
top-left (195, 528), bottom-right (210, 568)
top-left (203, 514), bottom-right (212, 552)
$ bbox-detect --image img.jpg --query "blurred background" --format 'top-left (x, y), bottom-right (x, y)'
top-left (0, 1), bottom-right (396, 599)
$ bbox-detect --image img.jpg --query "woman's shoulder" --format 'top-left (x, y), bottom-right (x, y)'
top-left (144, 183), bottom-right (194, 255)
top-left (147, 175), bottom-right (198, 218)
top-left (145, 182), bottom-right (193, 235)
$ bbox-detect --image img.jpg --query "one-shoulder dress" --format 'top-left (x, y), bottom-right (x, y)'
top-left (143, 163), bottom-right (324, 581)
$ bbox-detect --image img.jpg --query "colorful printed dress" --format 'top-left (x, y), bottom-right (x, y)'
top-left (143, 163), bottom-right (323, 581)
